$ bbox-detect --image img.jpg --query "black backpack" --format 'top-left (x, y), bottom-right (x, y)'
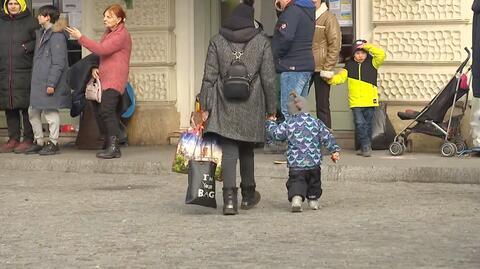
top-left (222, 40), bottom-right (257, 101)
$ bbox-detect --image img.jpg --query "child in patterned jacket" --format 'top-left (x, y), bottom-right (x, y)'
top-left (266, 92), bottom-right (340, 212)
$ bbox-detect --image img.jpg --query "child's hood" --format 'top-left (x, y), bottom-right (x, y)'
top-left (52, 17), bottom-right (68, 34)
top-left (288, 94), bottom-right (309, 115)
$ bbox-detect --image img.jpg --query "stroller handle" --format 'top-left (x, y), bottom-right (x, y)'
top-left (456, 47), bottom-right (471, 74)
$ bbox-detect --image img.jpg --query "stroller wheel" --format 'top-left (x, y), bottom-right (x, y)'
top-left (389, 142), bottom-right (405, 156)
top-left (440, 142), bottom-right (457, 157)
top-left (454, 141), bottom-right (467, 153)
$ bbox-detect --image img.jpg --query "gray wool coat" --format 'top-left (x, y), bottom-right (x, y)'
top-left (199, 28), bottom-right (277, 143)
top-left (30, 23), bottom-right (71, 110)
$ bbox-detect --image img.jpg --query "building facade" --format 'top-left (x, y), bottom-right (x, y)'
top-left (3, 0), bottom-right (473, 149)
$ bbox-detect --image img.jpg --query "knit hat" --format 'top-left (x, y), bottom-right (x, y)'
top-left (352, 39), bottom-right (367, 55)
top-left (288, 92), bottom-right (309, 115)
top-left (222, 3), bottom-right (255, 31)
top-left (4, 0), bottom-right (27, 15)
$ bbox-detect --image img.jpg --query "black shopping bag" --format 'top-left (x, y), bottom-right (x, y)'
top-left (371, 103), bottom-right (396, 150)
top-left (185, 160), bottom-right (217, 208)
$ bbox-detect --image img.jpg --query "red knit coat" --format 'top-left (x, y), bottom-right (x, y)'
top-left (79, 23), bottom-right (132, 94)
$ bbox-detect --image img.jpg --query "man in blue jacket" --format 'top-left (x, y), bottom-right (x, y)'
top-left (272, 0), bottom-right (315, 119)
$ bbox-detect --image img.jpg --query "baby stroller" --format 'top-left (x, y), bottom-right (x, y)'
top-left (389, 47), bottom-right (471, 157)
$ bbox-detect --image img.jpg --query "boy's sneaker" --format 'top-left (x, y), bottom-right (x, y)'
top-left (25, 143), bottom-right (44, 155)
top-left (356, 149), bottom-right (363, 156)
top-left (362, 145), bottom-right (372, 157)
top-left (291, 195), bottom-right (303, 212)
top-left (39, 141), bottom-right (59, 156)
top-left (308, 199), bottom-right (319, 210)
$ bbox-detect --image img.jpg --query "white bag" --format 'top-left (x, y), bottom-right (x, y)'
top-left (85, 78), bottom-right (102, 103)
top-left (471, 109), bottom-right (480, 147)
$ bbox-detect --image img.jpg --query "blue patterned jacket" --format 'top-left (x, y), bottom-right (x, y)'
top-left (266, 113), bottom-right (341, 169)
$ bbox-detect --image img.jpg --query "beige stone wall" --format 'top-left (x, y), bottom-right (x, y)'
top-left (371, 0), bottom-right (473, 151)
top-left (83, 0), bottom-right (179, 145)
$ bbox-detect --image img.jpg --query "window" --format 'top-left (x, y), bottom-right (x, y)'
top-left (328, 0), bottom-right (355, 64)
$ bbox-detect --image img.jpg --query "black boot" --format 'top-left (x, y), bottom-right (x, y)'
top-left (240, 184), bottom-right (261, 210)
top-left (96, 136), bottom-right (121, 159)
top-left (222, 187), bottom-right (238, 215)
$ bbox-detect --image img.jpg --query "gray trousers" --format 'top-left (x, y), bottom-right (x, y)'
top-left (28, 107), bottom-right (60, 145)
top-left (220, 136), bottom-right (255, 189)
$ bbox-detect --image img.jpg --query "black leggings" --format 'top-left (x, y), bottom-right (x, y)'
top-left (220, 136), bottom-right (256, 189)
top-left (310, 72), bottom-right (332, 128)
top-left (5, 108), bottom-right (33, 141)
top-left (92, 89), bottom-right (121, 137)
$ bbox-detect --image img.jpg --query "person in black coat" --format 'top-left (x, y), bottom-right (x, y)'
top-left (272, 0), bottom-right (315, 119)
top-left (0, 0), bottom-right (39, 153)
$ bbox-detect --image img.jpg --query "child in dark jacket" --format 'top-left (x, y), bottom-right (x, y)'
top-left (266, 93), bottom-right (340, 212)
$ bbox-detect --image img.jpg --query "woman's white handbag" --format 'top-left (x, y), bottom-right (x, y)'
top-left (85, 78), bottom-right (102, 103)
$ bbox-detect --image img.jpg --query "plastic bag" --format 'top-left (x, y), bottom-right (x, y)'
top-left (172, 129), bottom-right (222, 181)
top-left (185, 160), bottom-right (217, 208)
top-left (371, 103), bottom-right (397, 150)
top-left (471, 108), bottom-right (480, 147)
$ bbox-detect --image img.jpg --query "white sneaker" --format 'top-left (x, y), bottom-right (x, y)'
top-left (308, 199), bottom-right (319, 210)
top-left (291, 196), bottom-right (303, 212)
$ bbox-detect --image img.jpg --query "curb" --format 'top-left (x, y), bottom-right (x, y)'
top-left (0, 156), bottom-right (478, 184)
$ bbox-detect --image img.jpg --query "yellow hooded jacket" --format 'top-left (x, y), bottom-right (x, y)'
top-left (329, 44), bottom-right (386, 108)
top-left (4, 0), bottom-right (27, 14)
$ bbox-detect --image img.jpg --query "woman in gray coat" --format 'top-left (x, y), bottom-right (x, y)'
top-left (199, 3), bottom-right (277, 215)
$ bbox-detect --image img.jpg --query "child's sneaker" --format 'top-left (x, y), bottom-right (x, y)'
top-left (291, 195), bottom-right (303, 212)
top-left (39, 141), bottom-right (59, 156)
top-left (308, 199), bottom-right (319, 210)
top-left (362, 145), bottom-right (372, 157)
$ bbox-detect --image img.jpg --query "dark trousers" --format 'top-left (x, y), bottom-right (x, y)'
top-left (92, 89), bottom-right (121, 138)
top-left (310, 72), bottom-right (332, 128)
top-left (220, 136), bottom-right (255, 189)
top-left (286, 167), bottom-right (322, 201)
top-left (352, 107), bottom-right (375, 150)
top-left (5, 108), bottom-right (34, 142)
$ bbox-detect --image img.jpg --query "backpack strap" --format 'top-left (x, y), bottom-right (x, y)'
top-left (223, 37), bottom-right (259, 83)
top-left (226, 40), bottom-right (249, 61)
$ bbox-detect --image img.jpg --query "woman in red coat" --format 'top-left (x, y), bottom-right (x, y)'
top-left (66, 4), bottom-right (132, 159)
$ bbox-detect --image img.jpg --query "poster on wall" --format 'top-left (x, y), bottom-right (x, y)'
top-left (62, 0), bottom-right (81, 13)
top-left (32, 0), bottom-right (53, 10)
top-left (330, 0), bottom-right (353, 27)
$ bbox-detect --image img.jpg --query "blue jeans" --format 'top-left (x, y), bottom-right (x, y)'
top-left (352, 107), bottom-right (375, 150)
top-left (280, 72), bottom-right (312, 118)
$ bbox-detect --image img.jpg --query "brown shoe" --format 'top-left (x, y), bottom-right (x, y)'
top-left (0, 139), bottom-right (20, 153)
top-left (13, 140), bottom-right (34, 154)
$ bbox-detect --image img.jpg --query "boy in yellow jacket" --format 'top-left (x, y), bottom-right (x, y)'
top-left (329, 40), bottom-right (386, 157)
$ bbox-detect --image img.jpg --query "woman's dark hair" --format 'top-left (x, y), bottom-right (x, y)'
top-left (243, 0), bottom-right (254, 7)
top-left (37, 5), bottom-right (60, 24)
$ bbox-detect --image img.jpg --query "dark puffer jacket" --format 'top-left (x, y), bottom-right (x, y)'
top-left (0, 9), bottom-right (39, 109)
top-left (272, 0), bottom-right (315, 73)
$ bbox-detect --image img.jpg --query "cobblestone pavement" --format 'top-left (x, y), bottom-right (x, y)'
top-left (0, 170), bottom-right (479, 269)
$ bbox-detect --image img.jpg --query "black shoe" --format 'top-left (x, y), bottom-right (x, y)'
top-left (96, 136), bottom-right (121, 159)
top-left (240, 184), bottom-right (261, 210)
top-left (222, 187), bottom-right (238, 215)
top-left (25, 143), bottom-right (43, 155)
top-left (38, 141), bottom-right (59, 156)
